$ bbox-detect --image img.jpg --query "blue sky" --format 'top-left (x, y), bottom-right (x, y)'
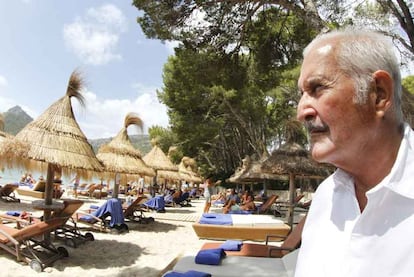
top-left (0, 1), bottom-right (176, 139)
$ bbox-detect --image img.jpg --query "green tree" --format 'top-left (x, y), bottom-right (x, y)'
top-left (403, 75), bottom-right (414, 94)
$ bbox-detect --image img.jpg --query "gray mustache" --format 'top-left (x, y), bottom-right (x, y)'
top-left (304, 121), bottom-right (329, 133)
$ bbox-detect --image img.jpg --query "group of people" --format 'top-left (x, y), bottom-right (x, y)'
top-left (18, 172), bottom-right (43, 188)
top-left (202, 179), bottom-right (257, 214)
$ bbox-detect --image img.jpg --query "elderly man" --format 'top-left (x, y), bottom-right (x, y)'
top-left (295, 28), bottom-right (414, 277)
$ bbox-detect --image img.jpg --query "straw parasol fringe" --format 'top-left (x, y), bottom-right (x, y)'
top-left (0, 70), bottom-right (103, 228)
top-left (143, 140), bottom-right (178, 171)
top-left (0, 113), bottom-right (4, 133)
top-left (0, 71), bottom-right (103, 173)
top-left (97, 113), bottom-right (155, 198)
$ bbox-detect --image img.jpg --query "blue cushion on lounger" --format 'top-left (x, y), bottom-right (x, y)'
top-left (6, 211), bottom-right (20, 216)
top-left (199, 214), bottom-right (232, 225)
top-left (164, 271), bottom-right (211, 277)
top-left (220, 240), bottom-right (243, 251)
top-left (195, 248), bottom-right (226, 265)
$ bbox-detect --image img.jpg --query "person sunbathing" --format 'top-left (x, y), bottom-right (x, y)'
top-left (223, 195), bottom-right (256, 214)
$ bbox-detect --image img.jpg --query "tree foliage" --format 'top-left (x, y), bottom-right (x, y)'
top-left (133, 1), bottom-right (413, 179)
top-left (154, 8), bottom-right (312, 178)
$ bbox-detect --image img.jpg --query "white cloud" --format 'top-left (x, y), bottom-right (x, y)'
top-left (72, 85), bottom-right (169, 139)
top-left (164, 40), bottom-right (180, 55)
top-left (63, 4), bottom-right (127, 65)
top-left (0, 75), bottom-right (8, 88)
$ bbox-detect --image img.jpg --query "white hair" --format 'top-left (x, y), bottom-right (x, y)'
top-left (303, 27), bottom-right (403, 122)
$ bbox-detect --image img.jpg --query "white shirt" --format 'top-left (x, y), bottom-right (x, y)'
top-left (295, 124), bottom-right (414, 277)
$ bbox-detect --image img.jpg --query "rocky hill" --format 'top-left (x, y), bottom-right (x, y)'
top-left (1, 105), bottom-right (151, 154)
top-left (3, 106), bottom-right (33, 135)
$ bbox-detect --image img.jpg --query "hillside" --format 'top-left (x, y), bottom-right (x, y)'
top-left (3, 106), bottom-right (33, 135)
top-left (2, 105), bottom-right (151, 154)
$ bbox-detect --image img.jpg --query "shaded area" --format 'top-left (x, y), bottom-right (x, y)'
top-left (53, 239), bottom-right (144, 271)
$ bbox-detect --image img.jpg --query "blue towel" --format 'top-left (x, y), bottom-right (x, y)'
top-left (6, 211), bottom-right (20, 216)
top-left (144, 196), bottom-right (165, 211)
top-left (220, 240), bottom-right (243, 251)
top-left (164, 271), bottom-right (211, 277)
top-left (195, 248), bottom-right (226, 265)
top-left (91, 198), bottom-right (125, 227)
top-left (90, 205), bottom-right (100, 209)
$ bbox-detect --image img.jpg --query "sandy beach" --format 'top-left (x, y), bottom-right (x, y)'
top-left (0, 192), bottom-right (216, 277)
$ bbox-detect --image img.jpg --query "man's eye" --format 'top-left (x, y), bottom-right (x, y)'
top-left (312, 84), bottom-right (325, 94)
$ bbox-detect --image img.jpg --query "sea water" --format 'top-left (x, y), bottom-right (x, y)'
top-left (0, 167), bottom-right (72, 185)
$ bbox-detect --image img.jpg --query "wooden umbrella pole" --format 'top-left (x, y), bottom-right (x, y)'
top-left (287, 172), bottom-right (296, 229)
top-left (44, 163), bottom-right (56, 219)
top-left (113, 173), bottom-right (119, 198)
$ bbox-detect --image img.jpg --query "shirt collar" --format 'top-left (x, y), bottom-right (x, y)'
top-left (332, 124), bottom-right (414, 199)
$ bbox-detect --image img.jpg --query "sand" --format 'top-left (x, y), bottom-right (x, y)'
top-left (0, 192), bottom-right (216, 277)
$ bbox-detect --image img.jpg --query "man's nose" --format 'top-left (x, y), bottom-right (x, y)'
top-left (297, 94), bottom-right (316, 122)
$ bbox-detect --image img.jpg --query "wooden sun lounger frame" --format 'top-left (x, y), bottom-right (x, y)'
top-left (200, 215), bottom-right (306, 257)
top-left (0, 184), bottom-right (20, 202)
top-left (192, 222), bottom-right (291, 242)
top-left (0, 217), bottom-right (69, 272)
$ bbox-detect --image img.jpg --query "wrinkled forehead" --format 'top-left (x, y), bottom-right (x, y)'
top-left (298, 39), bottom-right (339, 86)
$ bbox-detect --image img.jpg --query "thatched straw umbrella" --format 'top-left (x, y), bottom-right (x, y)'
top-left (0, 113), bottom-right (8, 142)
top-left (178, 157), bottom-right (202, 184)
top-left (261, 142), bottom-right (333, 227)
top-left (143, 139), bottom-right (181, 188)
top-left (0, 70), bottom-right (104, 219)
top-left (227, 154), bottom-right (288, 194)
top-left (96, 113), bottom-right (155, 198)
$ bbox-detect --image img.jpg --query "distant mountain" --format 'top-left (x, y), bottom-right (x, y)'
top-left (89, 134), bottom-right (151, 155)
top-left (2, 105), bottom-right (151, 154)
top-left (3, 106), bottom-right (33, 135)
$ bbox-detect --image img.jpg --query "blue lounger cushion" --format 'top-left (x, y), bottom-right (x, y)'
top-left (198, 213), bottom-right (232, 225)
top-left (164, 270), bottom-right (211, 277)
top-left (195, 248), bottom-right (226, 265)
top-left (220, 240), bottom-right (243, 251)
top-left (6, 211), bottom-right (21, 216)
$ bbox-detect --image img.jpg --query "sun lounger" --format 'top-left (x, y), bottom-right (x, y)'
top-left (164, 248), bottom-right (299, 277)
top-left (0, 183), bottom-right (20, 202)
top-left (201, 216), bottom-right (306, 258)
top-left (142, 195), bottom-right (166, 213)
top-left (16, 180), bottom-right (63, 199)
top-left (123, 195), bottom-right (154, 224)
top-left (193, 213), bottom-right (291, 241)
top-left (75, 198), bottom-right (128, 233)
top-left (0, 216), bottom-right (70, 272)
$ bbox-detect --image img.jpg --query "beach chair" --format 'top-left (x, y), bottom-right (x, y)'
top-left (0, 216), bottom-right (70, 272)
top-left (16, 180), bottom-right (63, 199)
top-left (142, 195), bottom-right (166, 213)
top-left (75, 198), bottom-right (128, 233)
top-left (200, 215), bottom-right (306, 258)
top-left (0, 199), bottom-right (94, 248)
top-left (174, 191), bottom-right (191, 207)
top-left (253, 194), bottom-right (279, 215)
top-left (52, 199), bottom-right (95, 247)
top-left (163, 248), bottom-right (299, 277)
top-left (0, 183), bottom-right (20, 202)
top-left (122, 195), bottom-right (154, 224)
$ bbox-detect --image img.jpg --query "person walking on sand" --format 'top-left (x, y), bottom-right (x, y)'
top-left (69, 173), bottom-right (80, 198)
top-left (295, 27), bottom-right (414, 277)
top-left (203, 178), bottom-right (215, 213)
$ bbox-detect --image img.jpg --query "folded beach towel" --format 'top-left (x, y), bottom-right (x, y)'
top-left (220, 240), bottom-right (243, 251)
top-left (164, 270), bottom-right (211, 277)
top-left (195, 248), bottom-right (226, 265)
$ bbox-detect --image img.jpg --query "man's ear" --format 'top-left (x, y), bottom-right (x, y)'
top-left (372, 70), bottom-right (393, 117)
